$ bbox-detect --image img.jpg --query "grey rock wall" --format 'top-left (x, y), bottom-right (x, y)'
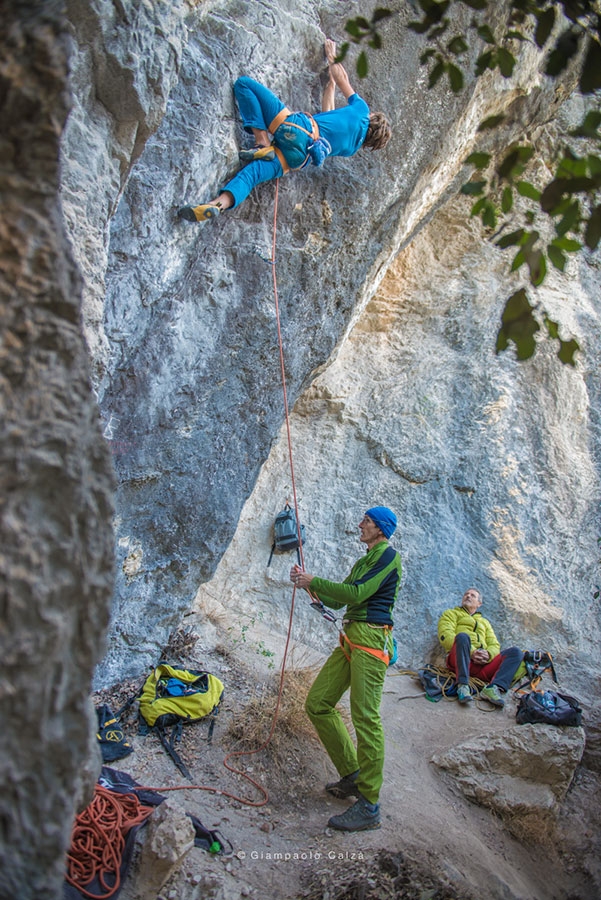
top-left (60, 0), bottom-right (581, 685)
top-left (0, 3), bottom-right (115, 897)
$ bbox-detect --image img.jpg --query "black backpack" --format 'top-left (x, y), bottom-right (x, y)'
top-left (516, 690), bottom-right (583, 727)
top-left (267, 503), bottom-right (306, 566)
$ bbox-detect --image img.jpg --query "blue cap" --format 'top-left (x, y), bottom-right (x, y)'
top-left (365, 506), bottom-right (397, 539)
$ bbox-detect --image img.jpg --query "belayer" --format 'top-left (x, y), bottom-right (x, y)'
top-left (290, 506), bottom-right (401, 833)
top-left (178, 39), bottom-right (392, 224)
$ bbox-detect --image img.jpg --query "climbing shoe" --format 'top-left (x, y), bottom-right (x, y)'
top-left (238, 145), bottom-right (275, 162)
top-left (177, 204), bottom-right (221, 223)
top-left (325, 770), bottom-right (360, 800)
top-left (328, 798), bottom-right (381, 833)
top-left (480, 684), bottom-right (505, 707)
top-left (457, 684), bottom-right (473, 704)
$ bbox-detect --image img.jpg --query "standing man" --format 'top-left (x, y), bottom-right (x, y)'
top-left (438, 588), bottom-right (524, 706)
top-left (178, 39), bottom-right (391, 223)
top-left (290, 506), bottom-right (401, 833)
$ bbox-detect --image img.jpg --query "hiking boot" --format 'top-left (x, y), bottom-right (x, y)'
top-left (325, 770), bottom-right (360, 800)
top-left (239, 145), bottom-right (275, 162)
top-left (328, 797), bottom-right (381, 833)
top-left (480, 684), bottom-right (505, 707)
top-left (457, 684), bottom-right (473, 704)
top-left (177, 204), bottom-right (221, 223)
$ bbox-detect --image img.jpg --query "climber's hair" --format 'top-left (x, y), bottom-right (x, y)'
top-left (363, 112), bottom-right (392, 151)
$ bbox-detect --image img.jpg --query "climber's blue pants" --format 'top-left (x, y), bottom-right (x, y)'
top-left (221, 77), bottom-right (311, 208)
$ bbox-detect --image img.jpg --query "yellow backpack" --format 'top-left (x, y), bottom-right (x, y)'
top-left (139, 664), bottom-right (224, 778)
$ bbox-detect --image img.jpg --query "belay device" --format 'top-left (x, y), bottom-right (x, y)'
top-left (268, 502), bottom-right (306, 566)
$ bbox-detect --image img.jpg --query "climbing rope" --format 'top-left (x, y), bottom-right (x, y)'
top-left (65, 785), bottom-right (154, 899)
top-left (67, 182), bottom-right (308, 897)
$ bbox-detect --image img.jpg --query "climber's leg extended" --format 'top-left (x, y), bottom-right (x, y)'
top-left (233, 77), bottom-right (286, 140)
top-left (177, 153), bottom-right (284, 224)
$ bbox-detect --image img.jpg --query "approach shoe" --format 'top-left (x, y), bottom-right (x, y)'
top-left (328, 797), bottom-right (381, 833)
top-left (325, 770), bottom-right (360, 800)
top-left (457, 684), bottom-right (473, 704)
top-left (480, 684), bottom-right (505, 707)
top-left (177, 204), bottom-right (221, 223)
top-left (239, 145), bottom-right (275, 162)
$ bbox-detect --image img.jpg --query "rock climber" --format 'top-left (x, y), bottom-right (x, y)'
top-left (437, 587), bottom-right (524, 706)
top-left (178, 39), bottom-right (392, 223)
top-left (290, 506), bottom-right (402, 833)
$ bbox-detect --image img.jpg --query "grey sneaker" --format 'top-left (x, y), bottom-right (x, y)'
top-left (480, 684), bottom-right (505, 707)
top-left (457, 684), bottom-right (473, 704)
top-left (328, 797), bottom-right (381, 832)
top-left (325, 770), bottom-right (360, 799)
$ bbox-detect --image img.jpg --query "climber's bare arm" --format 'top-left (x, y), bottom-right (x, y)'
top-left (322, 39), bottom-right (355, 111)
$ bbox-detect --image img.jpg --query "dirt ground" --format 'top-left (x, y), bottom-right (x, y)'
top-left (90, 617), bottom-right (601, 900)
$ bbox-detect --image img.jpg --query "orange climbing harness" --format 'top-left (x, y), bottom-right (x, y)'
top-left (339, 625), bottom-right (394, 666)
top-left (268, 106), bottom-right (320, 174)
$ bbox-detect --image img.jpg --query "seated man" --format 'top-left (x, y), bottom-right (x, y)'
top-left (437, 588), bottom-right (524, 707)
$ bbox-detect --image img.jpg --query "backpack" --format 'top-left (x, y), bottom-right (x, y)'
top-left (267, 503), bottom-right (306, 566)
top-left (139, 664), bottom-right (224, 778)
top-left (514, 649), bottom-right (558, 692)
top-left (516, 690), bottom-right (583, 727)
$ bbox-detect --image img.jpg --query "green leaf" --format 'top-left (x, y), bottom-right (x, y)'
top-left (587, 155), bottom-right (601, 177)
top-left (481, 201), bottom-right (497, 228)
top-left (448, 35), bottom-right (469, 55)
top-left (448, 63), bottom-right (464, 92)
top-left (497, 47), bottom-right (516, 77)
top-left (478, 114), bottom-right (506, 132)
top-left (428, 60), bottom-right (446, 88)
top-left (408, 20), bottom-right (431, 34)
top-left (534, 7), bottom-right (555, 49)
top-left (420, 49), bottom-right (437, 64)
top-left (357, 50), bottom-right (369, 78)
top-left (547, 244), bottom-right (566, 271)
top-left (516, 181), bottom-right (541, 201)
top-left (476, 24), bottom-right (495, 44)
top-left (501, 186), bottom-right (513, 213)
top-left (496, 228), bottom-right (525, 249)
top-left (475, 50), bottom-right (495, 76)
top-left (552, 237), bottom-right (582, 252)
top-left (373, 8), bottom-right (393, 24)
top-left (585, 205), bottom-right (601, 251)
top-left (345, 20), bottom-right (363, 39)
top-left (511, 249), bottom-right (526, 271)
top-left (335, 43), bottom-right (349, 63)
top-left (580, 37), bottom-right (601, 94)
top-left (354, 17), bottom-right (371, 31)
top-left (465, 151), bottom-right (491, 168)
top-left (555, 200), bottom-right (581, 237)
top-left (540, 176), bottom-right (596, 213)
top-left (369, 33), bottom-right (383, 50)
top-left (526, 248), bottom-right (547, 286)
top-left (461, 180), bottom-right (486, 195)
top-left (496, 288), bottom-right (540, 360)
top-left (459, 0), bottom-right (487, 9)
top-left (545, 30), bottom-right (580, 77)
top-left (557, 338), bottom-right (579, 366)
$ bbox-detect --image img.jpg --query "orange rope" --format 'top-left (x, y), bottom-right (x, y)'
top-left (65, 786), bottom-right (154, 899)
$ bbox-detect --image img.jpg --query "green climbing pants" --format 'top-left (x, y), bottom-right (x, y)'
top-left (305, 622), bottom-right (390, 805)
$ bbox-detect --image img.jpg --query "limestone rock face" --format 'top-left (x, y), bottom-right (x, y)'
top-left (431, 724), bottom-right (586, 837)
top-left (0, 4), bottom-right (114, 898)
top-left (58, 0), bottom-right (594, 685)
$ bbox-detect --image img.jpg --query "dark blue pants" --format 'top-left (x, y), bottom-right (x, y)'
top-left (448, 633), bottom-right (523, 691)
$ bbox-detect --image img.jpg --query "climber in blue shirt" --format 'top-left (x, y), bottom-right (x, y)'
top-left (178, 39), bottom-right (391, 223)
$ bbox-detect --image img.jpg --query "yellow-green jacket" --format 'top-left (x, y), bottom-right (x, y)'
top-left (437, 606), bottom-right (501, 658)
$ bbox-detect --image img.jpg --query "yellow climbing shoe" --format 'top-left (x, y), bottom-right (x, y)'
top-left (177, 204), bottom-right (221, 223)
top-left (238, 146), bottom-right (275, 162)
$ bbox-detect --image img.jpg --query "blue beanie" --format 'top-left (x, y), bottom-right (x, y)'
top-left (365, 506), bottom-right (397, 539)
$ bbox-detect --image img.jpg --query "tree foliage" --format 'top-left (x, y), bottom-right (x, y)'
top-left (343, 2), bottom-right (601, 365)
